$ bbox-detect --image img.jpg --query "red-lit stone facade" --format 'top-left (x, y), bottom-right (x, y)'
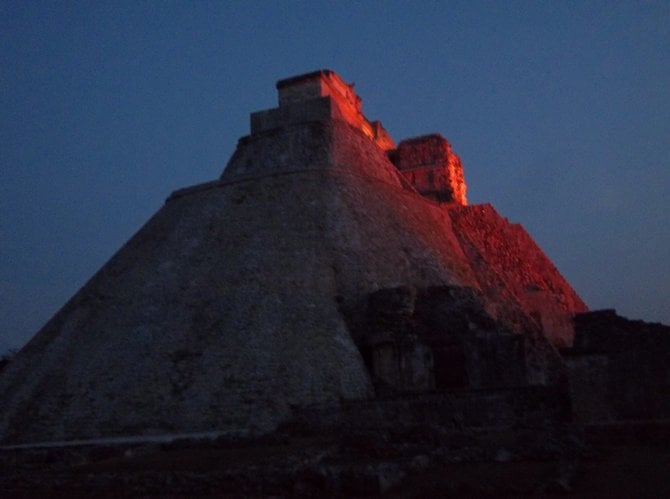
top-left (276, 70), bottom-right (395, 151)
top-left (273, 71), bottom-right (467, 206)
top-left (390, 134), bottom-right (468, 205)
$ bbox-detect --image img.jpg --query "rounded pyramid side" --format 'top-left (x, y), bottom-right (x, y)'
top-left (0, 161), bottom-right (479, 445)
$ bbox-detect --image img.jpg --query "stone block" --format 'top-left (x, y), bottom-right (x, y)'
top-left (390, 134), bottom-right (467, 204)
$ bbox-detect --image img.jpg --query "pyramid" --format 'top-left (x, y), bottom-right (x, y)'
top-left (0, 70), bottom-right (587, 445)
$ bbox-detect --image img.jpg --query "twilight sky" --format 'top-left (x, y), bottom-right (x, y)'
top-left (2, 1), bottom-right (669, 352)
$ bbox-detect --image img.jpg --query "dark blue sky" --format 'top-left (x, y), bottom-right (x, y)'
top-left (2, 1), bottom-right (669, 351)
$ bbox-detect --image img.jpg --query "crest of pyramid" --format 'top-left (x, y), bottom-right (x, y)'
top-left (0, 70), bottom-right (588, 445)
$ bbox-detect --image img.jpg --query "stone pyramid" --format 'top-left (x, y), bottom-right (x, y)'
top-left (0, 70), bottom-right (587, 445)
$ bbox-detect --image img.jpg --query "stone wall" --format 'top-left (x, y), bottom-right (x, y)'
top-left (277, 70), bottom-right (362, 111)
top-left (223, 119), bottom-right (408, 190)
top-left (565, 310), bottom-right (670, 423)
top-left (353, 286), bottom-right (559, 396)
top-left (448, 203), bottom-right (588, 348)
top-left (389, 134), bottom-right (467, 205)
top-left (267, 69), bottom-right (395, 150)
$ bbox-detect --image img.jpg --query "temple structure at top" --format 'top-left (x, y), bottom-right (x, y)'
top-left (245, 69), bottom-right (467, 205)
top-left (268, 70), bottom-right (395, 150)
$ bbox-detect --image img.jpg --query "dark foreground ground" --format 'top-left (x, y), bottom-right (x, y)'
top-left (2, 420), bottom-right (670, 498)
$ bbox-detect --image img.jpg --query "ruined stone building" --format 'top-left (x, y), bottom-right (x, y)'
top-left (0, 70), bottom-right (667, 446)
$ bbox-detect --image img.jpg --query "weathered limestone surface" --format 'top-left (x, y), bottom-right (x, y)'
top-left (391, 134), bottom-right (467, 205)
top-left (448, 203), bottom-right (588, 347)
top-left (273, 70), bottom-right (395, 150)
top-left (224, 119), bottom-right (406, 189)
top-left (0, 155), bottom-right (478, 445)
